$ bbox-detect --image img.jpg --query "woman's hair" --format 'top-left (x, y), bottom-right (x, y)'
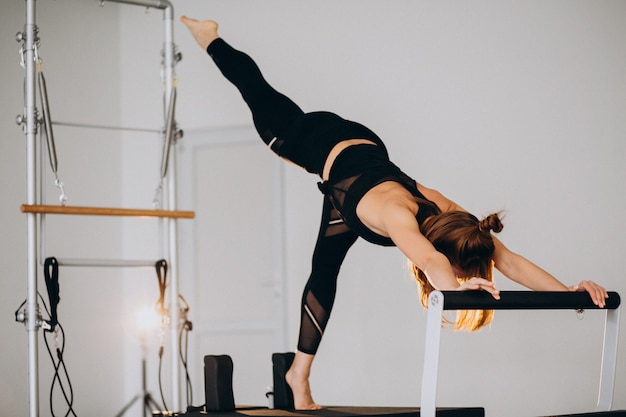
top-left (409, 211), bottom-right (503, 331)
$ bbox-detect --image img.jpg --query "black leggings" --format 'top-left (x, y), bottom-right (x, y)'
top-left (207, 38), bottom-right (384, 175)
top-left (207, 38), bottom-right (304, 148)
top-left (207, 38), bottom-right (360, 354)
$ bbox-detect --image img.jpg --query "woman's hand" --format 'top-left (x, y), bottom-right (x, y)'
top-left (456, 277), bottom-right (501, 300)
top-left (568, 280), bottom-right (609, 308)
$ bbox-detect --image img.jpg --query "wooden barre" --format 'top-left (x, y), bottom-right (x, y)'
top-left (21, 204), bottom-right (195, 219)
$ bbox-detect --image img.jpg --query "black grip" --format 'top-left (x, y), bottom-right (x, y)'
top-left (438, 291), bottom-right (621, 311)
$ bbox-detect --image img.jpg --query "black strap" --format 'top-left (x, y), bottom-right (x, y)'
top-left (317, 181), bottom-right (330, 195)
top-left (155, 259), bottom-right (168, 317)
top-left (44, 257), bottom-right (60, 332)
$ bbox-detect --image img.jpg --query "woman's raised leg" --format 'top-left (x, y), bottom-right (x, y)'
top-left (181, 16), bottom-right (305, 147)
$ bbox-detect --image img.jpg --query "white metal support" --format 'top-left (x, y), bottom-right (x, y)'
top-left (420, 291), bottom-right (621, 416)
top-left (597, 306), bottom-right (621, 411)
top-left (420, 291), bottom-right (444, 417)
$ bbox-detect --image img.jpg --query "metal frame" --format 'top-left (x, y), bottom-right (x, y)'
top-left (21, 3), bottom-right (40, 417)
top-left (420, 290), bottom-right (621, 417)
top-left (17, 0), bottom-right (185, 415)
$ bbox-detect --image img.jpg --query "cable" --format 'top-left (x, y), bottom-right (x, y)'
top-left (156, 309), bottom-right (194, 413)
top-left (177, 294), bottom-right (193, 409)
top-left (154, 260), bottom-right (170, 413)
top-left (43, 323), bottom-right (77, 417)
top-left (39, 257), bottom-right (77, 417)
top-left (153, 261), bottom-right (197, 413)
top-left (157, 346), bottom-right (168, 412)
top-left (179, 319), bottom-right (193, 407)
top-left (38, 292), bottom-right (78, 417)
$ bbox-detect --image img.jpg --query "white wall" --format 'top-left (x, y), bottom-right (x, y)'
top-left (1, 1), bottom-right (625, 417)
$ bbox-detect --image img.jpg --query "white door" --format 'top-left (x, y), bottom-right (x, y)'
top-left (178, 126), bottom-right (288, 407)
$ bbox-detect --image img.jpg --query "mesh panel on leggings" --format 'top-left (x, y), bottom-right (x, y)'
top-left (326, 175), bottom-right (359, 219)
top-left (297, 197), bottom-right (358, 354)
top-left (298, 290), bottom-right (328, 354)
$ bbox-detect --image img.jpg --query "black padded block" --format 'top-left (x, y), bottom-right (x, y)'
top-left (204, 355), bottom-right (236, 412)
top-left (272, 352), bottom-right (295, 410)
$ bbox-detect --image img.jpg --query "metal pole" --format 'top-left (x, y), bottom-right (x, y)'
top-left (160, 3), bottom-right (181, 411)
top-left (23, 1), bottom-right (40, 416)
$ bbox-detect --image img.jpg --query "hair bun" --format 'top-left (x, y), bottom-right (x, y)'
top-left (478, 213), bottom-right (503, 233)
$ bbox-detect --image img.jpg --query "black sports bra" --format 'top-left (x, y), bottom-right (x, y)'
top-left (318, 145), bottom-right (440, 246)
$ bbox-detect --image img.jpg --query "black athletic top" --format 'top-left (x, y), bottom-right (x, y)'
top-left (318, 144), bottom-right (440, 246)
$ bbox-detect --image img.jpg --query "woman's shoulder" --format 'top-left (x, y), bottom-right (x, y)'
top-left (416, 183), bottom-right (464, 213)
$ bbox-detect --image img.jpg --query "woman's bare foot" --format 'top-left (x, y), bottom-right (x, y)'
top-left (285, 352), bottom-right (323, 410)
top-left (180, 16), bottom-right (219, 50)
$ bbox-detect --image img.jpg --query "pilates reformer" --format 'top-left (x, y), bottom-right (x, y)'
top-left (173, 354), bottom-right (485, 417)
top-left (15, 0), bottom-right (193, 416)
top-left (178, 291), bottom-right (622, 417)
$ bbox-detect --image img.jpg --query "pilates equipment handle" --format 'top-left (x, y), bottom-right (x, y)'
top-left (438, 290), bottom-right (620, 311)
top-left (38, 71), bottom-right (58, 175)
top-left (160, 86), bottom-right (177, 179)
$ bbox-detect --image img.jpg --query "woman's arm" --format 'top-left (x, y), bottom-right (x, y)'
top-left (377, 196), bottom-right (500, 298)
top-left (418, 183), bottom-right (608, 307)
top-left (358, 182), bottom-right (499, 297)
top-left (492, 237), bottom-right (608, 307)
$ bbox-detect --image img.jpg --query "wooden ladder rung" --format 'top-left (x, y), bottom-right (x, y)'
top-left (20, 204), bottom-right (195, 219)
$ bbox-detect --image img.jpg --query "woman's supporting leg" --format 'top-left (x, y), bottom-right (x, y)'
top-left (298, 197), bottom-right (356, 353)
top-left (285, 351), bottom-right (319, 410)
top-left (287, 197), bottom-right (357, 409)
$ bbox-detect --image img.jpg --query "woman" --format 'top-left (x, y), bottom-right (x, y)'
top-left (180, 17), bottom-right (608, 410)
